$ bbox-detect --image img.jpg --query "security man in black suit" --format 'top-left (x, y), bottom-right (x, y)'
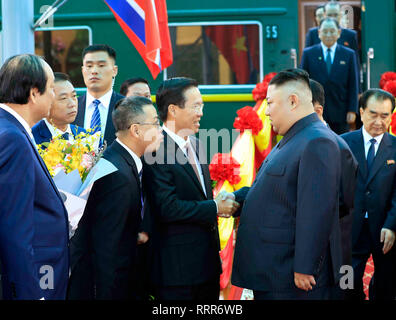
top-left (73, 44), bottom-right (124, 146)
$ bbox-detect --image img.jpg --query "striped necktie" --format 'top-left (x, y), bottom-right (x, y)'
top-left (90, 99), bottom-right (101, 134)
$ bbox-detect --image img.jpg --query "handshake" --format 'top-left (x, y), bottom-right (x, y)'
top-left (214, 191), bottom-right (240, 218)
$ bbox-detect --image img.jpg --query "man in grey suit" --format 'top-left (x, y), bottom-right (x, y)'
top-left (231, 69), bottom-right (343, 300)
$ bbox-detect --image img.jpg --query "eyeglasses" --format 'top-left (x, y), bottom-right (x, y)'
top-left (129, 121), bottom-right (162, 129)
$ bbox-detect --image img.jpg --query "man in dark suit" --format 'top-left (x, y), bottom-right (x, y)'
top-left (310, 79), bottom-right (358, 272)
top-left (231, 69), bottom-right (343, 300)
top-left (0, 54), bottom-right (69, 300)
top-left (33, 72), bottom-right (85, 146)
top-left (301, 17), bottom-right (359, 134)
top-left (341, 89), bottom-right (396, 300)
top-left (143, 77), bottom-right (239, 300)
top-left (68, 96), bottom-right (163, 299)
top-left (73, 44), bottom-right (124, 146)
top-left (305, 2), bottom-right (358, 52)
top-left (120, 77), bottom-right (151, 99)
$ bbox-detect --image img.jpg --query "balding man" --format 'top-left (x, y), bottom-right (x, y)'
top-left (231, 68), bottom-right (343, 300)
top-left (0, 55), bottom-right (69, 299)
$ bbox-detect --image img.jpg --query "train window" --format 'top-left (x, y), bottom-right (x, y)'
top-left (166, 22), bottom-right (262, 86)
top-left (34, 26), bottom-right (92, 88)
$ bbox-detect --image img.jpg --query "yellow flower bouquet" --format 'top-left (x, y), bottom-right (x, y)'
top-left (37, 131), bottom-right (102, 182)
top-left (36, 131), bottom-right (118, 237)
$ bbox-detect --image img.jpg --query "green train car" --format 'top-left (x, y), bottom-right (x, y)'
top-left (2, 0), bottom-right (396, 156)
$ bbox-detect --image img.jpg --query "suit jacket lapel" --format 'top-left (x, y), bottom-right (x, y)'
top-left (190, 137), bottom-right (212, 199)
top-left (75, 94), bottom-right (86, 128)
top-left (315, 45), bottom-right (328, 78)
top-left (104, 92), bottom-right (118, 143)
top-left (111, 141), bottom-right (143, 210)
top-left (366, 133), bottom-right (392, 185)
top-left (36, 120), bottom-right (52, 142)
top-left (164, 132), bottom-right (207, 198)
top-left (350, 130), bottom-right (367, 180)
top-left (330, 46), bottom-right (343, 78)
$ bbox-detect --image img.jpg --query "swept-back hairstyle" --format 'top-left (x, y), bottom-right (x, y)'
top-left (0, 54), bottom-right (48, 104)
top-left (359, 88), bottom-right (395, 113)
top-left (112, 96), bottom-right (153, 132)
top-left (155, 77), bottom-right (198, 122)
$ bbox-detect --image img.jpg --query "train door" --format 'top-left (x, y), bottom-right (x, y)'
top-left (298, 1), bottom-right (362, 73)
top-left (361, 0), bottom-right (396, 90)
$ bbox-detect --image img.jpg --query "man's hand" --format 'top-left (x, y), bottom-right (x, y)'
top-left (216, 190), bottom-right (235, 201)
top-left (380, 228), bottom-right (395, 254)
top-left (137, 231), bottom-right (149, 245)
top-left (294, 272), bottom-right (316, 291)
top-left (215, 192), bottom-right (239, 217)
top-left (346, 111), bottom-right (356, 124)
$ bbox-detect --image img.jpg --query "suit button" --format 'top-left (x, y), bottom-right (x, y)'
top-left (366, 191), bottom-right (370, 195)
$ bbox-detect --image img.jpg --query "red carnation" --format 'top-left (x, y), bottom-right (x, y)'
top-left (252, 81), bottom-right (269, 102)
top-left (233, 106), bottom-right (263, 135)
top-left (384, 80), bottom-right (396, 97)
top-left (252, 72), bottom-right (277, 102)
top-left (263, 72), bottom-right (277, 83)
top-left (209, 153), bottom-right (241, 185)
top-left (391, 112), bottom-right (396, 135)
top-left (379, 71), bottom-right (396, 89)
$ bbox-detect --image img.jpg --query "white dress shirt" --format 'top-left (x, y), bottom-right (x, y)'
top-left (362, 126), bottom-right (383, 218)
top-left (44, 119), bottom-right (74, 142)
top-left (320, 41), bottom-right (337, 63)
top-left (0, 103), bottom-right (35, 142)
top-left (83, 89), bottom-right (113, 138)
top-left (362, 126), bottom-right (383, 158)
top-left (116, 138), bottom-right (142, 174)
top-left (163, 125), bottom-right (208, 197)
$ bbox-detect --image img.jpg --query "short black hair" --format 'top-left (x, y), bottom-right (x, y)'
top-left (319, 17), bottom-right (341, 30)
top-left (112, 96), bottom-right (153, 132)
top-left (0, 54), bottom-right (48, 105)
top-left (269, 68), bottom-right (311, 90)
top-left (82, 44), bottom-right (116, 62)
top-left (359, 88), bottom-right (395, 113)
top-left (156, 77), bottom-right (198, 122)
top-left (120, 77), bottom-right (150, 96)
top-left (54, 72), bottom-right (71, 83)
top-left (309, 79), bottom-right (325, 107)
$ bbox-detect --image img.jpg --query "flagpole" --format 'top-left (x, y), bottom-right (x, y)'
top-left (1, 0), bottom-right (34, 64)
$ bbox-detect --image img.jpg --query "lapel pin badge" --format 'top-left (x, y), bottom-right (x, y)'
top-left (318, 56), bottom-right (322, 60)
top-left (340, 60), bottom-right (346, 64)
top-left (387, 159), bottom-right (395, 165)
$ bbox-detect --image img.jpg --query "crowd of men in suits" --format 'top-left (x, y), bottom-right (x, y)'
top-left (301, 1), bottom-right (360, 135)
top-left (0, 25), bottom-right (395, 300)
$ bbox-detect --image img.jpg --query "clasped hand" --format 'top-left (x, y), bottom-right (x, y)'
top-left (215, 191), bottom-right (240, 218)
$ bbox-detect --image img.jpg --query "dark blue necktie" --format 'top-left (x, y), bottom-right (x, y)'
top-left (90, 99), bottom-right (101, 134)
top-left (61, 132), bottom-right (69, 140)
top-left (367, 138), bottom-right (376, 173)
top-left (325, 48), bottom-right (332, 74)
top-left (139, 170), bottom-right (144, 219)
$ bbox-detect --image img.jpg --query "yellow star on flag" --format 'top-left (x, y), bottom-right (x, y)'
top-left (233, 36), bottom-right (247, 56)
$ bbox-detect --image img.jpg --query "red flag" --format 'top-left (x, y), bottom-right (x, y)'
top-left (205, 25), bottom-right (258, 84)
top-left (105, 0), bottom-right (173, 79)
